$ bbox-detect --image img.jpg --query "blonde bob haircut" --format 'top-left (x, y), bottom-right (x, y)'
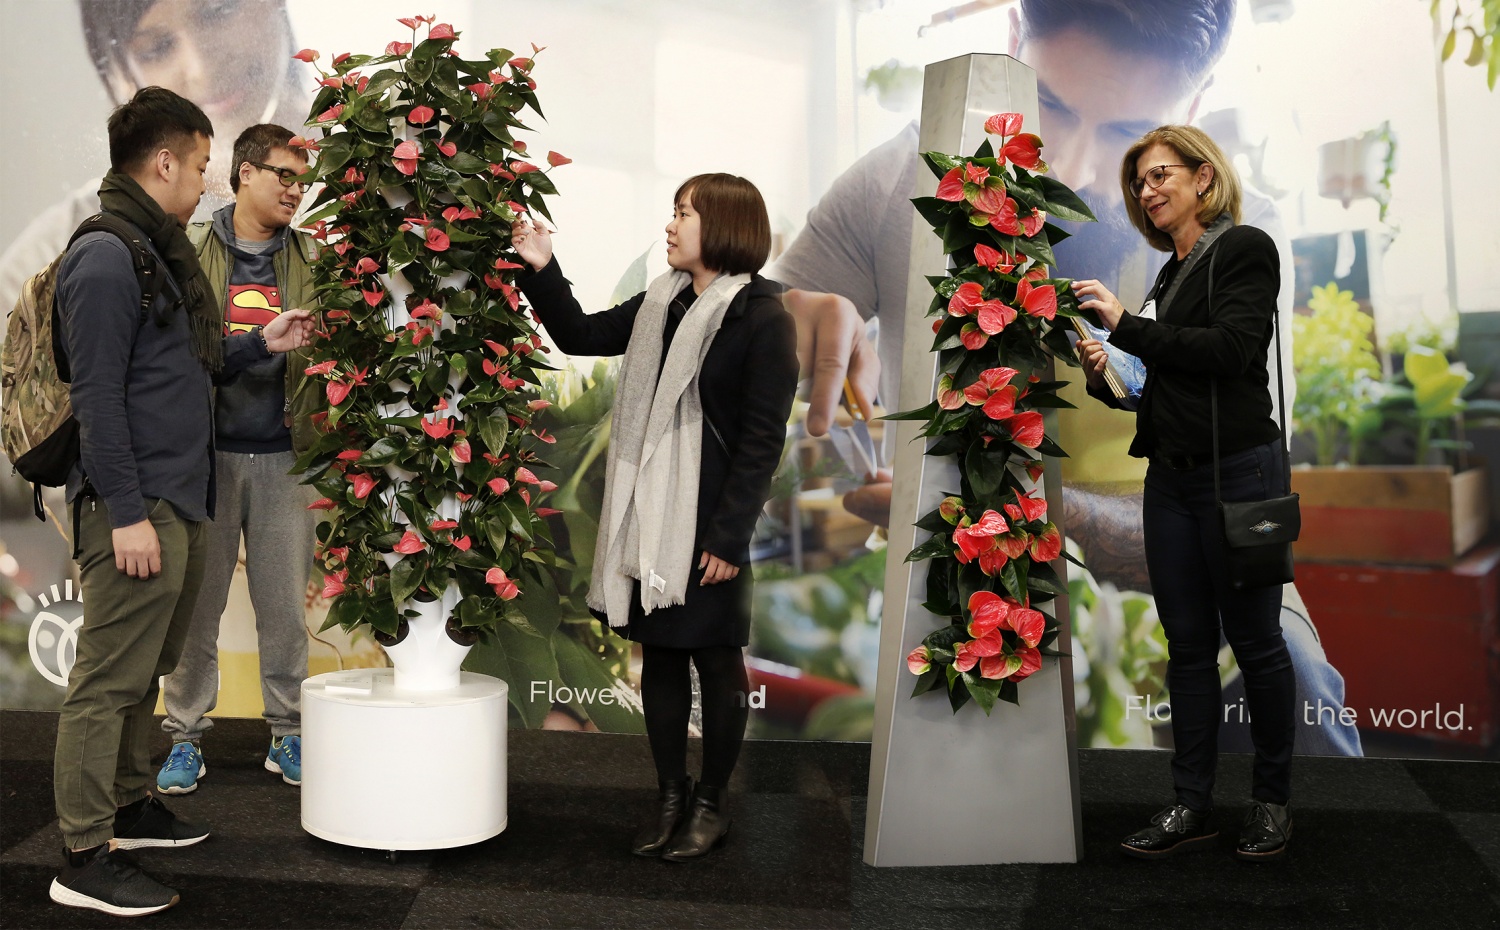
top-left (1120, 125), bottom-right (1242, 253)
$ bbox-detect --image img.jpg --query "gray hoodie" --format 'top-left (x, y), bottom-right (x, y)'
top-left (209, 204), bottom-right (292, 453)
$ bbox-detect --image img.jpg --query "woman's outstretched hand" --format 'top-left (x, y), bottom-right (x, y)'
top-left (1071, 279), bottom-right (1127, 330)
top-left (699, 551), bottom-right (740, 586)
top-left (510, 219), bottom-right (553, 272)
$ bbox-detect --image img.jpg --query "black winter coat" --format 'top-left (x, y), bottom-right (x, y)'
top-left (1106, 224), bottom-right (1282, 462)
top-left (518, 258), bottom-right (799, 648)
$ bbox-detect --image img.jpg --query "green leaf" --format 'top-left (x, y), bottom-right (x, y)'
top-left (1034, 175), bottom-right (1097, 222)
top-left (478, 411), bottom-right (511, 455)
top-left (446, 152), bottom-right (490, 174)
top-left (552, 632), bottom-right (645, 733)
top-left (905, 534), bottom-right (951, 563)
top-left (358, 436), bottom-right (405, 467)
top-left (522, 170), bottom-right (558, 196)
top-left (1014, 233), bottom-right (1056, 267)
top-left (922, 150), bottom-right (961, 180)
top-left (362, 69), bottom-right (405, 99)
top-left (912, 196), bottom-right (954, 228)
top-left (390, 557), bottom-right (426, 603)
top-left (964, 673), bottom-right (1000, 714)
top-left (463, 621), bottom-right (557, 728)
top-left (1442, 25), bottom-right (1458, 61)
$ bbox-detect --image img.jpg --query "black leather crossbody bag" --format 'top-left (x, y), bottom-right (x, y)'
top-left (1207, 247), bottom-right (1300, 590)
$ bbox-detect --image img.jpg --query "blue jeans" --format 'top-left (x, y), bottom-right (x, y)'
top-left (1144, 440), bottom-right (1297, 810)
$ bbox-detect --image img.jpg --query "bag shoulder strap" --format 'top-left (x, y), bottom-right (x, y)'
top-left (1210, 243), bottom-right (1291, 506)
top-left (68, 213), bottom-right (165, 326)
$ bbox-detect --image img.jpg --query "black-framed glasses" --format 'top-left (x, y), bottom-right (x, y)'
top-left (248, 161), bottom-right (308, 188)
top-left (1128, 164), bottom-right (1191, 199)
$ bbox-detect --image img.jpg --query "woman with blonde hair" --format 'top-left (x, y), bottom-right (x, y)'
top-left (1072, 125), bottom-right (1296, 861)
top-left (512, 174), bottom-right (797, 861)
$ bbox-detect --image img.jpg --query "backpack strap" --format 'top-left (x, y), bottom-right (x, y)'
top-left (67, 213), bottom-right (166, 326)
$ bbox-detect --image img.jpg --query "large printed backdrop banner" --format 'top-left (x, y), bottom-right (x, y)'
top-left (1, 0), bottom-right (1497, 760)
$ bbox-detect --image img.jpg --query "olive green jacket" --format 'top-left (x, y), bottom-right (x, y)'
top-left (187, 220), bottom-right (321, 456)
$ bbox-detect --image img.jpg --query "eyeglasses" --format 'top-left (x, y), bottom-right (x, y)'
top-left (1128, 164), bottom-right (1191, 199)
top-left (248, 162), bottom-right (308, 188)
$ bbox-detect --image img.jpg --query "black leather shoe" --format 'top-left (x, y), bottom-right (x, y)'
top-left (661, 783), bottom-right (730, 861)
top-left (1120, 803), bottom-right (1217, 859)
top-left (1236, 801), bottom-right (1292, 861)
top-left (632, 777), bottom-right (692, 857)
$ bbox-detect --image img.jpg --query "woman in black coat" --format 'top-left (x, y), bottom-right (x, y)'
top-left (511, 174), bottom-right (798, 861)
top-left (1072, 126), bottom-right (1296, 862)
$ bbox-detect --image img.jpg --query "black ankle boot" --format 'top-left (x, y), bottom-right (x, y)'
top-left (632, 777), bottom-right (692, 857)
top-left (661, 782), bottom-right (730, 861)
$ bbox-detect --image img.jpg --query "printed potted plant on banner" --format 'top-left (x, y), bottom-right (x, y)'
top-left (893, 113), bottom-right (1096, 714)
top-left (291, 17), bottom-right (568, 691)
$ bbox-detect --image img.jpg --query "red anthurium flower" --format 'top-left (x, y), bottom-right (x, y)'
top-left (546, 150), bottom-right (572, 167)
top-left (487, 163), bottom-right (514, 180)
top-left (487, 477), bottom-right (510, 495)
top-left (514, 467), bottom-right (540, 485)
top-left (469, 83), bottom-right (493, 100)
top-left (439, 206), bottom-right (467, 223)
top-left (1020, 209), bottom-right (1046, 237)
top-left (327, 380), bottom-right (352, 406)
top-left (484, 339), bottom-right (510, 357)
top-left (508, 56), bottom-right (533, 71)
top-left (1000, 133), bottom-right (1044, 170)
top-left (1024, 459), bottom-right (1046, 482)
top-left (430, 519), bottom-right (459, 530)
top-left (452, 439), bottom-right (472, 464)
top-left (935, 167), bottom-right (965, 202)
top-left (333, 52), bottom-right (351, 65)
top-left (305, 360), bottom-right (337, 376)
top-left (409, 298), bottom-right (440, 320)
top-left (959, 323), bottom-right (988, 351)
top-left (939, 497), bottom-right (965, 525)
top-left (995, 533), bottom-right (1029, 560)
top-left (386, 40), bottom-right (413, 56)
top-left (1004, 503), bottom-right (1023, 523)
top-left (321, 570), bottom-right (347, 598)
top-left (338, 191), bottom-right (362, 205)
top-left (436, 138), bottom-right (458, 158)
top-left (963, 366), bottom-right (1018, 406)
top-left (429, 22), bottom-right (455, 39)
top-left (482, 358), bottom-right (502, 378)
top-left (353, 257), bottom-right (379, 276)
top-left (969, 183), bottom-right (1009, 217)
top-left (528, 399), bottom-right (552, 411)
top-left (964, 162), bottom-right (989, 185)
top-left (1014, 274), bottom-right (1062, 321)
top-left (976, 299), bottom-right (1017, 335)
top-left (1029, 523), bottom-right (1062, 563)
top-left (486, 566), bottom-right (521, 600)
top-left (967, 591), bottom-right (1010, 638)
top-left (984, 112), bottom-right (1023, 136)
top-left (425, 227), bottom-right (451, 252)
top-left (952, 510), bottom-right (1008, 564)
top-left (1010, 645), bottom-right (1043, 682)
top-left (947, 281), bottom-right (984, 317)
top-left (512, 142), bottom-right (529, 156)
top-left (510, 160), bottom-right (540, 174)
top-left (980, 384), bottom-right (1019, 420)
top-left (318, 76), bottom-right (345, 89)
top-left (536, 506), bottom-right (563, 517)
top-left (392, 139), bottom-right (421, 176)
top-left (1006, 411), bottom-right (1046, 448)
top-left (422, 417), bottom-right (454, 440)
top-left (538, 479), bottom-right (558, 492)
top-left (349, 472), bottom-right (377, 499)
top-left (287, 136), bottom-right (319, 153)
top-left (362, 287), bottom-right (385, 307)
top-left (980, 651), bottom-right (1024, 681)
top-left (342, 167), bottom-right (365, 184)
top-left (317, 104), bottom-right (344, 122)
top-left (953, 640), bottom-right (979, 674)
top-left (497, 372), bottom-right (526, 390)
top-left (308, 497), bottom-right (337, 510)
top-left (937, 373), bottom-right (966, 410)
top-left (989, 197), bottom-right (1023, 236)
top-left (1014, 490), bottom-right (1048, 524)
top-left (293, 48), bottom-right (319, 63)
top-left (453, 535), bottom-right (472, 551)
top-left (394, 531), bottom-right (425, 555)
top-left (973, 243), bottom-right (1017, 273)
top-left (493, 258), bottom-right (523, 271)
top-left (336, 449), bottom-right (363, 462)
top-left (408, 105), bottom-right (435, 125)
top-left (397, 16), bottom-right (420, 28)
top-left (498, 282), bottom-right (519, 311)
top-left (907, 645), bottom-right (931, 675)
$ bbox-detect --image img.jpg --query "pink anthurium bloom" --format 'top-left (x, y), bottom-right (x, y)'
top-left (947, 281), bottom-right (984, 317)
top-left (508, 56), bottom-right (534, 71)
top-left (980, 651), bottom-right (1024, 680)
top-left (989, 197), bottom-right (1023, 236)
top-left (1013, 490), bottom-right (1048, 524)
top-left (453, 535), bottom-right (472, 551)
top-left (528, 399), bottom-right (552, 411)
top-left (973, 243), bottom-right (1017, 273)
top-left (293, 48), bottom-right (319, 63)
top-left (1020, 209), bottom-right (1047, 238)
top-left (317, 104), bottom-right (344, 122)
top-left (1029, 523), bottom-right (1062, 563)
top-left (349, 473), bottom-right (376, 499)
top-left (409, 299), bottom-right (440, 319)
top-left (397, 16), bottom-right (420, 28)
top-left (452, 439), bottom-right (472, 464)
top-left (959, 323), bottom-right (989, 351)
top-left (510, 160), bottom-right (540, 174)
top-left (547, 151), bottom-right (572, 167)
top-left (486, 566), bottom-right (521, 600)
top-left (336, 449), bottom-right (363, 462)
top-left (1011, 645), bottom-right (1043, 681)
top-left (305, 360), bottom-right (337, 376)
top-left (425, 227), bottom-right (450, 252)
top-left (487, 477), bottom-right (510, 495)
top-left (975, 299), bottom-right (1017, 335)
top-left (952, 509), bottom-right (1008, 564)
top-left (287, 136), bottom-right (319, 154)
top-left (907, 645), bottom-right (931, 676)
top-left (392, 139), bottom-right (421, 176)
top-left (326, 380), bottom-right (352, 406)
top-left (964, 162), bottom-right (989, 185)
top-left (430, 520), bottom-right (459, 530)
top-left (935, 167), bottom-right (965, 202)
top-left (995, 533), bottom-right (1029, 560)
top-left (963, 366), bottom-right (1018, 405)
top-left (394, 531), bottom-right (425, 555)
top-left (514, 467), bottom-right (540, 485)
top-left (968, 183), bottom-right (1008, 217)
top-left (984, 112), bottom-right (1023, 136)
top-left (937, 373), bottom-right (966, 410)
top-left (407, 105), bottom-right (435, 125)
top-left (321, 571), bottom-right (347, 598)
top-left (333, 52), bottom-right (351, 65)
top-left (429, 22), bottom-right (455, 39)
top-left (354, 257), bottom-right (379, 276)
top-left (1006, 411), bottom-right (1046, 448)
top-left (1000, 133), bottom-right (1044, 170)
top-left (953, 641), bottom-right (979, 674)
top-left (493, 258), bottom-right (524, 271)
top-left (939, 497), bottom-right (965, 525)
top-left (537, 479), bottom-right (558, 492)
top-left (386, 40), bottom-right (413, 56)
top-left (436, 138), bottom-right (458, 157)
top-left (1006, 601), bottom-right (1047, 648)
top-left (308, 498), bottom-right (337, 511)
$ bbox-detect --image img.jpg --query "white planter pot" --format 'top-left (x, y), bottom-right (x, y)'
top-left (384, 584), bottom-right (470, 692)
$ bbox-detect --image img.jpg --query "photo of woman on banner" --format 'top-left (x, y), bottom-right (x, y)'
top-left (1075, 126), bottom-right (1295, 860)
top-left (768, 0), bottom-right (1361, 757)
top-left (511, 175), bottom-right (799, 860)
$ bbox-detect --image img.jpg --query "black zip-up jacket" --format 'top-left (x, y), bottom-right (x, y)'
top-left (1105, 224), bottom-right (1282, 462)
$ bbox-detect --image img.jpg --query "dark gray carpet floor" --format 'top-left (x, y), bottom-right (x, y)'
top-left (2, 709), bottom-right (1497, 929)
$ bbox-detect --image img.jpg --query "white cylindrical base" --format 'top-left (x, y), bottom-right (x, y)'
top-left (301, 669), bottom-right (508, 850)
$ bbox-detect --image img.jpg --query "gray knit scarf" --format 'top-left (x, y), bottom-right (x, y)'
top-left (588, 269), bottom-right (749, 627)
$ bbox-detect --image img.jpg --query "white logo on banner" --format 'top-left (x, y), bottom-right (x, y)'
top-left (29, 580), bottom-right (84, 687)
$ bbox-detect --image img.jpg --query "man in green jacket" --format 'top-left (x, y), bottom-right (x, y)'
top-left (157, 123), bottom-right (321, 795)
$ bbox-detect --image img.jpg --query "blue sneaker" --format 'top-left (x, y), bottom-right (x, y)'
top-left (265, 735), bottom-right (301, 786)
top-left (155, 742), bottom-right (204, 796)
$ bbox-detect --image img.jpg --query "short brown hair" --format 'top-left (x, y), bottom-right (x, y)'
top-left (231, 123), bottom-right (303, 193)
top-left (1120, 125), bottom-right (1242, 252)
top-left (673, 173), bottom-right (771, 275)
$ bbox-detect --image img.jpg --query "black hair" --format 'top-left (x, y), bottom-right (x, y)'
top-left (1018, 0), bottom-right (1237, 85)
top-left (230, 123), bottom-right (300, 192)
top-left (107, 85), bottom-right (214, 174)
